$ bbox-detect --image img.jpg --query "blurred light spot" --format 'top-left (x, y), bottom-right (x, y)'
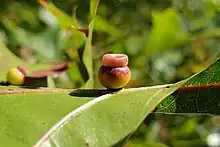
top-left (207, 133), bottom-right (220, 147)
top-left (39, 8), bottom-right (58, 26)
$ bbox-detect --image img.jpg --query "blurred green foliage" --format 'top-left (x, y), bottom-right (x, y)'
top-left (0, 0), bottom-right (220, 146)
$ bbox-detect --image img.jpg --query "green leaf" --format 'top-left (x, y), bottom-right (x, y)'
top-left (90, 0), bottom-right (100, 19)
top-left (145, 8), bottom-right (188, 55)
top-left (0, 88), bottom-right (91, 147)
top-left (34, 58), bottom-right (220, 147)
top-left (157, 57), bottom-right (220, 114)
top-left (35, 82), bottom-right (184, 147)
top-left (83, 0), bottom-right (100, 88)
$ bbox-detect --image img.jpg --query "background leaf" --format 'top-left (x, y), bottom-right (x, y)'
top-left (83, 0), bottom-right (100, 88)
top-left (145, 8), bottom-right (188, 55)
top-left (157, 57), bottom-right (220, 114)
top-left (94, 15), bottom-right (122, 37)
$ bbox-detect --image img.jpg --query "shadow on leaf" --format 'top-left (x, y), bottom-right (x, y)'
top-left (69, 88), bottom-right (122, 97)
